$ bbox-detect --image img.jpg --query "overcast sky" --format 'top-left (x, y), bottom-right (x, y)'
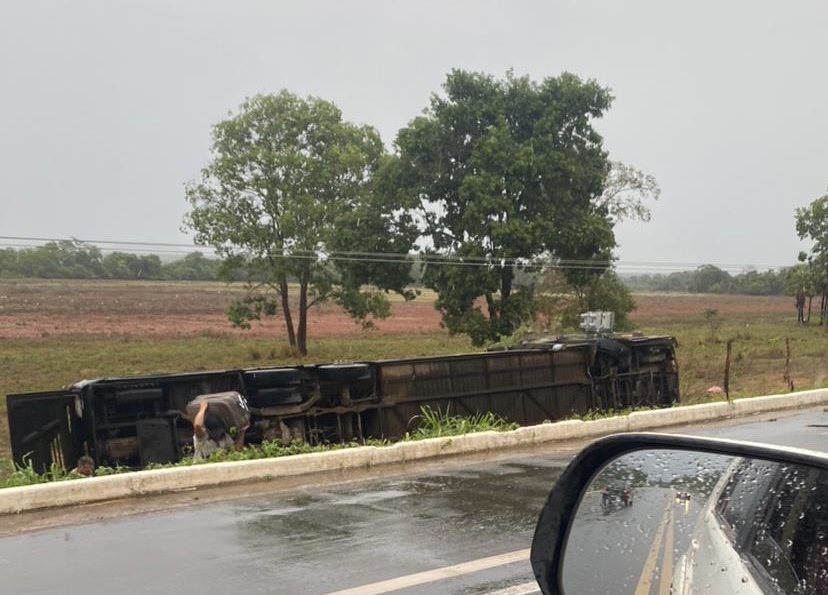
top-left (2, 1), bottom-right (826, 273)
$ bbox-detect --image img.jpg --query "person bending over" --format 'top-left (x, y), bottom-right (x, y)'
top-left (192, 400), bottom-right (247, 460)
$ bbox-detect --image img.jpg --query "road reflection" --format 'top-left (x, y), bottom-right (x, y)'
top-left (562, 485), bottom-right (705, 594)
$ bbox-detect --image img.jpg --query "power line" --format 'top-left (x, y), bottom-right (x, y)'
top-left (0, 235), bottom-right (796, 274)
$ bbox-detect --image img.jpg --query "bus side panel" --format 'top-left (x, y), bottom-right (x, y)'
top-left (6, 391), bottom-right (79, 473)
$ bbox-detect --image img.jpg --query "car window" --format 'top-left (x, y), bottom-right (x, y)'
top-left (715, 460), bottom-right (828, 593)
top-left (715, 459), bottom-right (777, 544)
top-left (749, 466), bottom-right (828, 593)
top-left (745, 466), bottom-right (806, 593)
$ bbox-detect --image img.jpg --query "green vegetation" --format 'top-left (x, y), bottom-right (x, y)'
top-left (185, 438), bottom-right (390, 465)
top-left (795, 188), bottom-right (828, 323)
top-left (0, 244), bottom-right (802, 299)
top-left (624, 264), bottom-right (793, 296)
top-left (0, 240), bottom-right (218, 281)
top-left (569, 407), bottom-right (648, 422)
top-left (382, 70), bottom-right (657, 345)
top-left (177, 70), bottom-right (666, 351)
top-left (628, 303), bottom-right (828, 403)
top-left (185, 91), bottom-right (416, 356)
top-left (405, 406), bottom-right (519, 439)
top-left (0, 456), bottom-right (131, 488)
top-left (0, 439), bottom-right (387, 488)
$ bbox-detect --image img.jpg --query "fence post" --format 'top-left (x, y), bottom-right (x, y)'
top-left (784, 337), bottom-right (794, 392)
top-left (724, 339), bottom-right (733, 402)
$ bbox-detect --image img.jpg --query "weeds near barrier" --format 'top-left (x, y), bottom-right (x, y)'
top-left (0, 455), bottom-right (133, 488)
top-left (186, 438), bottom-right (391, 465)
top-left (0, 438), bottom-right (395, 488)
top-left (404, 405), bottom-right (519, 440)
top-left (564, 406), bottom-right (655, 422)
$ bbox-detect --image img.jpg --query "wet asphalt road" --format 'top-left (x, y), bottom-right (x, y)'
top-left (1, 408), bottom-right (827, 595)
top-left (0, 449), bottom-right (566, 595)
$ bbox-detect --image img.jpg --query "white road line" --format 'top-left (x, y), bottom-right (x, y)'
top-left (323, 548), bottom-right (531, 595)
top-left (486, 581), bottom-right (541, 595)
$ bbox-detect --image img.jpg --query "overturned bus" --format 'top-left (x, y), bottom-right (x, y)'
top-left (6, 329), bottom-right (678, 473)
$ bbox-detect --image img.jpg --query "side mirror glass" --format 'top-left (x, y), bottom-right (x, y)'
top-left (558, 449), bottom-right (828, 594)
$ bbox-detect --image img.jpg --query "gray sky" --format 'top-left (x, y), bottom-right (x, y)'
top-left (2, 0), bottom-right (826, 274)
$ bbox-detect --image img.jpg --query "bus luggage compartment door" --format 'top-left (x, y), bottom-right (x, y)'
top-left (6, 391), bottom-right (78, 473)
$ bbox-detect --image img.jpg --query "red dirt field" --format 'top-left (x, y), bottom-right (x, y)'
top-left (0, 280), bottom-right (796, 340)
top-left (0, 281), bottom-right (445, 339)
top-left (629, 293), bottom-right (795, 317)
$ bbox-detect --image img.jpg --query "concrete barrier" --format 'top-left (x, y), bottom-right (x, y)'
top-left (2, 389), bottom-right (827, 515)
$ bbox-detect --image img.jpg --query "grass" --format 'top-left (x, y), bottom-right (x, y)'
top-left (570, 407), bottom-right (646, 422)
top-left (0, 455), bottom-right (133, 487)
top-left (0, 440), bottom-right (386, 488)
top-left (405, 405), bottom-right (519, 439)
top-left (628, 311), bottom-right (828, 403)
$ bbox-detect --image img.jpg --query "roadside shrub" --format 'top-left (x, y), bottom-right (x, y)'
top-left (404, 405), bottom-right (519, 439)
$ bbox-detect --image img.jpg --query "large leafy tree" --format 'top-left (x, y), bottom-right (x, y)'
top-left (383, 70), bottom-right (617, 344)
top-left (185, 92), bottom-right (414, 355)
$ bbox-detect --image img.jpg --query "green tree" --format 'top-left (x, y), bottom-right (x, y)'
top-left (534, 267), bottom-right (636, 334)
top-left (692, 264), bottom-right (731, 293)
top-left (383, 70), bottom-right (616, 345)
top-left (15, 240), bottom-right (103, 278)
top-left (184, 92), bottom-right (414, 355)
top-left (566, 270), bottom-right (636, 330)
top-left (0, 248), bottom-right (19, 277)
top-left (795, 189), bottom-right (828, 323)
top-left (102, 252), bottom-right (163, 279)
top-left (162, 252), bottom-right (217, 281)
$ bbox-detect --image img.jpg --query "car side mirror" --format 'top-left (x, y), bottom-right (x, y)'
top-left (530, 433), bottom-right (828, 594)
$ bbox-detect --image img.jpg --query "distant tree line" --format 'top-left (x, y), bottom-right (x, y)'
top-left (2, 240), bottom-right (803, 302)
top-left (623, 263), bottom-right (800, 296)
top-left (0, 240), bottom-right (220, 281)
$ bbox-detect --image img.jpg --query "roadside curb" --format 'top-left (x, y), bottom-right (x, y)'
top-left (3, 390), bottom-right (827, 514)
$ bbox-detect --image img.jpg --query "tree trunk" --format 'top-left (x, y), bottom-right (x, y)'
top-left (297, 279), bottom-right (309, 356)
top-left (280, 280), bottom-right (297, 348)
top-left (500, 266), bottom-right (513, 302)
top-left (485, 292), bottom-right (497, 321)
top-left (499, 265), bottom-right (514, 326)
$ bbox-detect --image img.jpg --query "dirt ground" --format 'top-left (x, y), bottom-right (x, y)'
top-left (0, 279), bottom-right (797, 339)
top-left (0, 280), bottom-right (445, 339)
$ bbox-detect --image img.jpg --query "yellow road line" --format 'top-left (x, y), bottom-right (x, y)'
top-left (635, 498), bottom-right (671, 595)
top-left (659, 506), bottom-right (674, 595)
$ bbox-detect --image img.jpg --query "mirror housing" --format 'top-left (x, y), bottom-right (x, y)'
top-left (530, 432), bottom-right (828, 595)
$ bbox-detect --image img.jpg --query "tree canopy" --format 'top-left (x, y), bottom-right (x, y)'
top-left (796, 190), bottom-right (828, 255)
top-left (179, 72), bottom-right (668, 352)
top-left (795, 189), bottom-right (828, 322)
top-left (381, 70), bottom-right (617, 344)
top-left (184, 91), bottom-right (414, 355)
